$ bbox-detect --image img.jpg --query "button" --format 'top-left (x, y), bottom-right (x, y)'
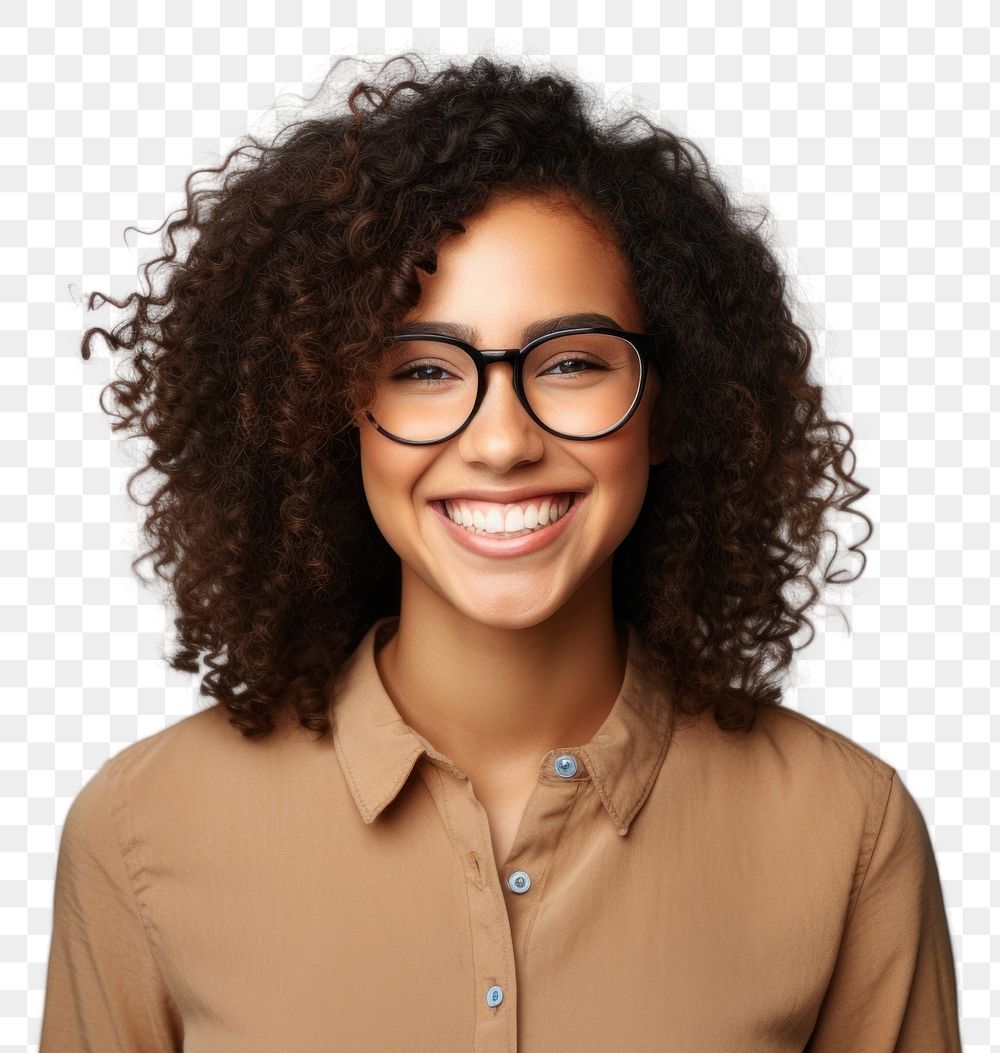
top-left (554, 753), bottom-right (578, 778)
top-left (506, 870), bottom-right (532, 894)
top-left (486, 984), bottom-right (504, 1007)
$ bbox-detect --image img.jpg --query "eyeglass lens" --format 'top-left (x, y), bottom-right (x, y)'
top-left (368, 333), bottom-right (642, 442)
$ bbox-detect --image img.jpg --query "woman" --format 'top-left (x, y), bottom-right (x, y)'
top-left (40, 54), bottom-right (961, 1050)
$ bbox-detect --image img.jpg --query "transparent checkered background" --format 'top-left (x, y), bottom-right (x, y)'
top-left (4, 2), bottom-right (995, 1049)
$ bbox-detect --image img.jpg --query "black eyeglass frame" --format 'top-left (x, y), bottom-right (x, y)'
top-left (363, 325), bottom-right (669, 446)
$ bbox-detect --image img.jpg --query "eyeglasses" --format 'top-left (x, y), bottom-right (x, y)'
top-left (362, 326), bottom-right (668, 445)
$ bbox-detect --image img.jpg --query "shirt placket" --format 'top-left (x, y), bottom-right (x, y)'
top-left (416, 750), bottom-right (588, 1052)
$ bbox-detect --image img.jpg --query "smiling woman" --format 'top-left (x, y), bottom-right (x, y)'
top-left (39, 52), bottom-right (961, 1052)
top-left (356, 191), bottom-right (664, 641)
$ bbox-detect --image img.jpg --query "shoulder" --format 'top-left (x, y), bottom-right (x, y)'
top-left (92, 704), bottom-right (264, 797)
top-left (667, 702), bottom-right (900, 887)
top-left (65, 703), bottom-right (336, 850)
top-left (747, 707), bottom-right (942, 867)
top-left (663, 702), bottom-right (928, 921)
top-left (676, 699), bottom-right (895, 805)
top-left (755, 703), bottom-right (893, 795)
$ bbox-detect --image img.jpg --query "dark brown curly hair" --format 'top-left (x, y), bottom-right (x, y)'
top-left (81, 52), bottom-right (872, 741)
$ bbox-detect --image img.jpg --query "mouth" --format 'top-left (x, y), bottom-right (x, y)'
top-left (428, 490), bottom-right (586, 557)
top-left (431, 492), bottom-right (580, 540)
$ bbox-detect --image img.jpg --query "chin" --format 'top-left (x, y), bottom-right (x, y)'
top-left (446, 590), bottom-right (569, 632)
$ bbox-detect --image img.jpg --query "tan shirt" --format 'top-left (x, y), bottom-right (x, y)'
top-left (40, 616), bottom-right (961, 1052)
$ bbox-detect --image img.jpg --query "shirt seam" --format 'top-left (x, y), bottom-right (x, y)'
top-left (100, 753), bottom-right (182, 1048)
top-left (843, 766), bottom-right (896, 929)
top-left (767, 706), bottom-right (895, 925)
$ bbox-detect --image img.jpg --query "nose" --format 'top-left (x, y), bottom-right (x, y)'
top-left (455, 361), bottom-right (545, 469)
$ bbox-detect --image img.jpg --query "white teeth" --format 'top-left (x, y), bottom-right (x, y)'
top-left (504, 506), bottom-right (523, 532)
top-left (442, 494), bottom-right (574, 536)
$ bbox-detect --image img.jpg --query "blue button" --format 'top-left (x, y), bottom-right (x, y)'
top-left (554, 753), bottom-right (577, 778)
top-left (506, 870), bottom-right (531, 894)
top-left (486, 984), bottom-right (504, 1007)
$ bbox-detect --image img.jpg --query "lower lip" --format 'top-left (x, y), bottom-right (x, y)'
top-left (430, 494), bottom-right (584, 558)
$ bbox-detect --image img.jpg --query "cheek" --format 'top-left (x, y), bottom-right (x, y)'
top-left (358, 440), bottom-right (401, 527)
top-left (357, 437), bottom-right (429, 543)
top-left (590, 439), bottom-right (651, 525)
top-left (615, 463), bottom-right (651, 522)
top-left (626, 412), bottom-right (658, 490)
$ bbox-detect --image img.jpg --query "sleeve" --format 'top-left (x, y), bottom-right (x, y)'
top-left (39, 759), bottom-right (184, 1052)
top-left (805, 768), bottom-right (962, 1052)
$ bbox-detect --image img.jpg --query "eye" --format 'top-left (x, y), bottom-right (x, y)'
top-left (538, 356), bottom-right (608, 376)
top-left (389, 362), bottom-right (456, 384)
top-left (381, 338), bottom-right (473, 387)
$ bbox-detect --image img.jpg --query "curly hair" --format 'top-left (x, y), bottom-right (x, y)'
top-left (81, 52), bottom-right (872, 741)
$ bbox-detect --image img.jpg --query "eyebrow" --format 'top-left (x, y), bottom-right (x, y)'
top-left (392, 312), bottom-right (629, 346)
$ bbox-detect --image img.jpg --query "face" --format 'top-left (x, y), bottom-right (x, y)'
top-left (357, 190), bottom-right (665, 631)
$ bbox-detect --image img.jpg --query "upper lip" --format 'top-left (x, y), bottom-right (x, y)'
top-left (433, 487), bottom-right (585, 504)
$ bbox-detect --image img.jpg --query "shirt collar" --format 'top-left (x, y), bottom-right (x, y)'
top-left (330, 615), bottom-right (675, 836)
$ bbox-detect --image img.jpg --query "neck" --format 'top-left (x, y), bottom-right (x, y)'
top-left (374, 565), bottom-right (628, 791)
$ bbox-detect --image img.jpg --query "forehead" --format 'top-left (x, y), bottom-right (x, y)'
top-left (458, 187), bottom-right (623, 258)
top-left (405, 190), bottom-right (641, 333)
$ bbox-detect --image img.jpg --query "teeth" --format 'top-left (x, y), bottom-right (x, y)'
top-left (443, 494), bottom-right (573, 537)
